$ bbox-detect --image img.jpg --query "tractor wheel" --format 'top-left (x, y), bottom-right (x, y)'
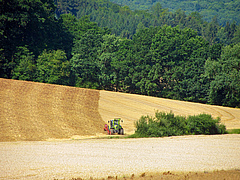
top-left (120, 128), bottom-right (124, 135)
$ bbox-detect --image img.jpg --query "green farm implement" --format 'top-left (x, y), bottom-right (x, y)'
top-left (104, 118), bottom-right (124, 135)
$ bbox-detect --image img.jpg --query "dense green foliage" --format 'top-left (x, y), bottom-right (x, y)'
top-left (129, 111), bottom-right (227, 138)
top-left (1, 0), bottom-right (240, 108)
top-left (110, 0), bottom-right (240, 26)
top-left (0, 0), bottom-right (72, 79)
top-left (54, 0), bottom-right (240, 43)
top-left (205, 44), bottom-right (240, 107)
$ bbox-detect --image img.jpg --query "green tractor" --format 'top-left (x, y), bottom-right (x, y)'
top-left (104, 118), bottom-right (124, 135)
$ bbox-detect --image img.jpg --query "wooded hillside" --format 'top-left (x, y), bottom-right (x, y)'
top-left (109, 0), bottom-right (240, 26)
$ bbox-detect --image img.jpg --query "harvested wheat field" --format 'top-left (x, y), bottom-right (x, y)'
top-left (1, 78), bottom-right (240, 180)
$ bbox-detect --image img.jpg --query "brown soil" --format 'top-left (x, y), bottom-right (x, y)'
top-left (104, 170), bottom-right (240, 180)
top-left (1, 135), bottom-right (240, 180)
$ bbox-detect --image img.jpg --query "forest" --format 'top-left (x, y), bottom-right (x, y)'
top-left (1, 0), bottom-right (240, 108)
top-left (109, 0), bottom-right (240, 26)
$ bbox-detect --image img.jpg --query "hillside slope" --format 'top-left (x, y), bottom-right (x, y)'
top-left (0, 78), bottom-right (104, 141)
top-left (1, 78), bottom-right (240, 141)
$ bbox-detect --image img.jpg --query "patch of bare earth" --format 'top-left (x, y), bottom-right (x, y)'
top-left (106, 170), bottom-right (240, 180)
top-left (0, 135), bottom-right (239, 179)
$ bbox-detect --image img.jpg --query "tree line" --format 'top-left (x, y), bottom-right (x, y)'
top-left (1, 0), bottom-right (240, 108)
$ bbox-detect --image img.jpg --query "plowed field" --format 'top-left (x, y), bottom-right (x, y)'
top-left (0, 135), bottom-right (240, 179)
top-left (1, 78), bottom-right (240, 179)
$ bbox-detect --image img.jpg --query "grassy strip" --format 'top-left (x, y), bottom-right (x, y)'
top-left (227, 129), bottom-right (240, 134)
top-left (127, 111), bottom-right (227, 138)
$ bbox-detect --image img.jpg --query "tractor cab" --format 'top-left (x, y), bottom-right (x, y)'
top-left (109, 118), bottom-right (123, 130)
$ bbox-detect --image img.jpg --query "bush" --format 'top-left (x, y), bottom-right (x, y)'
top-left (186, 114), bottom-right (223, 135)
top-left (130, 111), bottom-right (226, 138)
